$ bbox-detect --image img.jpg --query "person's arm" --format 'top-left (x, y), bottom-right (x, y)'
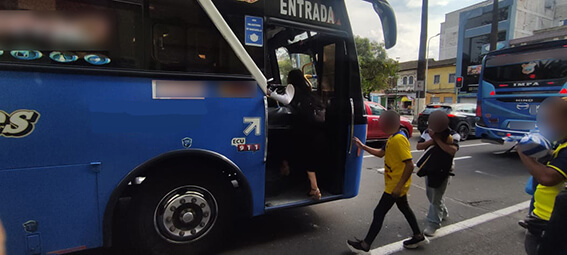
top-left (353, 137), bottom-right (385, 158)
top-left (417, 139), bottom-right (435, 150)
top-left (518, 151), bottom-right (566, 186)
top-left (392, 159), bottom-right (414, 198)
top-left (267, 84), bottom-right (295, 105)
top-left (0, 219), bottom-right (5, 255)
top-left (433, 135), bottom-right (458, 156)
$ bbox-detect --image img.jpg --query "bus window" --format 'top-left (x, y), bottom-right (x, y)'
top-left (148, 0), bottom-right (248, 75)
top-left (321, 44), bottom-right (336, 93)
top-left (0, 0), bottom-right (143, 69)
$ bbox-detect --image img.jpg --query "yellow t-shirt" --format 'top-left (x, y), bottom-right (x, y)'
top-left (384, 132), bottom-right (413, 195)
top-left (533, 141), bottom-right (567, 221)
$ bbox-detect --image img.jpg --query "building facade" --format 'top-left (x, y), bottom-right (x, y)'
top-left (439, 0), bottom-right (567, 103)
top-left (425, 59), bottom-right (457, 105)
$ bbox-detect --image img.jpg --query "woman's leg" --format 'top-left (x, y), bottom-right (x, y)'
top-left (307, 171), bottom-right (318, 191)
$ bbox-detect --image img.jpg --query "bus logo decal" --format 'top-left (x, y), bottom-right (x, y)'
top-left (0, 110), bottom-right (40, 138)
top-left (517, 103), bottom-right (530, 111)
top-left (521, 62), bottom-right (537, 75)
top-left (182, 137), bottom-right (193, 148)
top-left (237, 0), bottom-right (258, 3)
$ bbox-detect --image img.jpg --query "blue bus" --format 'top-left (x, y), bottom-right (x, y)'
top-left (476, 40), bottom-right (567, 144)
top-left (0, 0), bottom-right (396, 254)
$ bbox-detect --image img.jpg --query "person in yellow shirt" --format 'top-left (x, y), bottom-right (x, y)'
top-left (347, 111), bottom-right (427, 254)
top-left (518, 97), bottom-right (567, 255)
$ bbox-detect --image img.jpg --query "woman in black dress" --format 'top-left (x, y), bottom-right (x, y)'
top-left (268, 69), bottom-right (325, 200)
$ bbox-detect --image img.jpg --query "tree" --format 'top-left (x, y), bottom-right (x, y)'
top-left (354, 36), bottom-right (399, 97)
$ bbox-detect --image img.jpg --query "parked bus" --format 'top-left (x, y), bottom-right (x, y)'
top-left (476, 40), bottom-right (567, 144)
top-left (0, 0), bottom-right (396, 254)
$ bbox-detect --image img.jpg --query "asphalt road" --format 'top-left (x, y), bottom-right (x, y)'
top-left (219, 130), bottom-right (532, 255)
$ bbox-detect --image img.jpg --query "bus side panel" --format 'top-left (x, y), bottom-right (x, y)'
top-left (1, 71), bottom-right (266, 253)
top-left (343, 124), bottom-right (366, 198)
top-left (0, 164), bottom-right (100, 255)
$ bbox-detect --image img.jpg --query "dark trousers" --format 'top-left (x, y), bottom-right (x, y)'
top-left (364, 192), bottom-right (422, 245)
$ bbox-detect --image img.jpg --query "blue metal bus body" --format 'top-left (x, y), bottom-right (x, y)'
top-left (0, 0), bottom-right (396, 254)
top-left (476, 40), bottom-right (567, 143)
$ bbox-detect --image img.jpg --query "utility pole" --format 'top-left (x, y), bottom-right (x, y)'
top-left (489, 0), bottom-right (499, 51)
top-left (415, 0), bottom-right (428, 118)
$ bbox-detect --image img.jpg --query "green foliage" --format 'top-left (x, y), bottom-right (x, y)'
top-left (354, 36), bottom-right (399, 96)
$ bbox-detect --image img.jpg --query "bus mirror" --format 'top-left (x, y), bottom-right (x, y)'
top-left (363, 0), bottom-right (397, 49)
top-left (456, 76), bottom-right (464, 88)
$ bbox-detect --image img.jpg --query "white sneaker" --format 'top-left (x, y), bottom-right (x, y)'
top-left (423, 226), bottom-right (438, 237)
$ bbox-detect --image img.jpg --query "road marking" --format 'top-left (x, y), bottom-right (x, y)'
top-left (369, 200), bottom-right (531, 255)
top-left (460, 143), bottom-right (491, 148)
top-left (363, 143), bottom-right (490, 158)
top-left (374, 156), bottom-right (471, 174)
top-left (475, 170), bottom-right (500, 178)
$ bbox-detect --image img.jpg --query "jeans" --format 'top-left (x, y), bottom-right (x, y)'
top-left (426, 176), bottom-right (449, 229)
top-left (364, 192), bottom-right (421, 245)
top-left (525, 230), bottom-right (540, 255)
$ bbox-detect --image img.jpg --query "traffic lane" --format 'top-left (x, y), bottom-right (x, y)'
top-left (394, 210), bottom-right (528, 255)
top-left (221, 140), bottom-right (531, 255)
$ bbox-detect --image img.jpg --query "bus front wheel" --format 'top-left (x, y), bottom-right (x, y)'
top-left (126, 171), bottom-right (235, 255)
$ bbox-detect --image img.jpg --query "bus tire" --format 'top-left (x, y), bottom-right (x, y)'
top-left (126, 169), bottom-right (235, 255)
top-left (457, 122), bottom-right (470, 141)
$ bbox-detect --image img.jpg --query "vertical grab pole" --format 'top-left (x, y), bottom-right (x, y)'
top-left (349, 98), bottom-right (355, 154)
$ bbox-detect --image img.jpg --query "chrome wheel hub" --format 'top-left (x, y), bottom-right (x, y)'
top-left (154, 186), bottom-right (217, 243)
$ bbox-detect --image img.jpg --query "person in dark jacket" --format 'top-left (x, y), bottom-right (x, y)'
top-left (416, 110), bottom-right (459, 237)
top-left (268, 69), bottom-right (326, 200)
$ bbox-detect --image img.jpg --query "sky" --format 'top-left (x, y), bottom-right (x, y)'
top-left (345, 0), bottom-right (487, 62)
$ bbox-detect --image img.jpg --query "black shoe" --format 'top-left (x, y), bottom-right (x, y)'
top-left (518, 219), bottom-right (528, 229)
top-left (347, 238), bottom-right (370, 254)
top-left (403, 234), bottom-right (429, 249)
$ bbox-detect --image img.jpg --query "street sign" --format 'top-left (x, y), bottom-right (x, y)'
top-left (245, 16), bottom-right (263, 47)
top-left (415, 80), bottom-right (424, 91)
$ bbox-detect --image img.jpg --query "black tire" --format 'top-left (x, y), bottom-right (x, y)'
top-left (125, 167), bottom-right (235, 255)
top-left (457, 123), bottom-right (470, 141)
top-left (400, 127), bottom-right (410, 137)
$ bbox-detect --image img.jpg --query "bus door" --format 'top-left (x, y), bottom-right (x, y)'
top-left (264, 24), bottom-right (354, 209)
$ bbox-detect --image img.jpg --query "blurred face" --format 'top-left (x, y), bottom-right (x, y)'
top-left (379, 113), bottom-right (400, 135)
top-left (538, 97), bottom-right (567, 141)
top-left (428, 111), bottom-right (450, 133)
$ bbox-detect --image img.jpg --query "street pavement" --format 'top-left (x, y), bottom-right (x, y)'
top-left (219, 129), bottom-right (532, 255)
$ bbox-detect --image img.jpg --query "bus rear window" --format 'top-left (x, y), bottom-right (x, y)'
top-left (484, 48), bottom-right (567, 83)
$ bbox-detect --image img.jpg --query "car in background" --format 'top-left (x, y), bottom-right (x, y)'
top-left (417, 104), bottom-right (477, 141)
top-left (365, 101), bottom-right (413, 141)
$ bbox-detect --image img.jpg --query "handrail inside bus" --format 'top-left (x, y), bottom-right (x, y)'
top-left (197, 0), bottom-right (268, 94)
top-left (362, 0), bottom-right (397, 49)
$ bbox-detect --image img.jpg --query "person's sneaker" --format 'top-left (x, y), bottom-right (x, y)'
top-left (423, 226), bottom-right (438, 237)
top-left (347, 239), bottom-right (370, 254)
top-left (518, 219), bottom-right (528, 229)
top-left (403, 234), bottom-right (429, 249)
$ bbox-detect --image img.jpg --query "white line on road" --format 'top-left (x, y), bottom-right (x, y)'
top-left (369, 200), bottom-right (531, 255)
top-left (363, 143), bottom-right (490, 158)
top-left (374, 156), bottom-right (472, 174)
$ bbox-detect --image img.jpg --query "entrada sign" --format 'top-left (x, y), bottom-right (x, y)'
top-left (279, 0), bottom-right (337, 24)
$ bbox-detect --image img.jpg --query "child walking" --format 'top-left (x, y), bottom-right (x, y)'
top-left (416, 111), bottom-right (459, 236)
top-left (347, 111), bottom-right (428, 254)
